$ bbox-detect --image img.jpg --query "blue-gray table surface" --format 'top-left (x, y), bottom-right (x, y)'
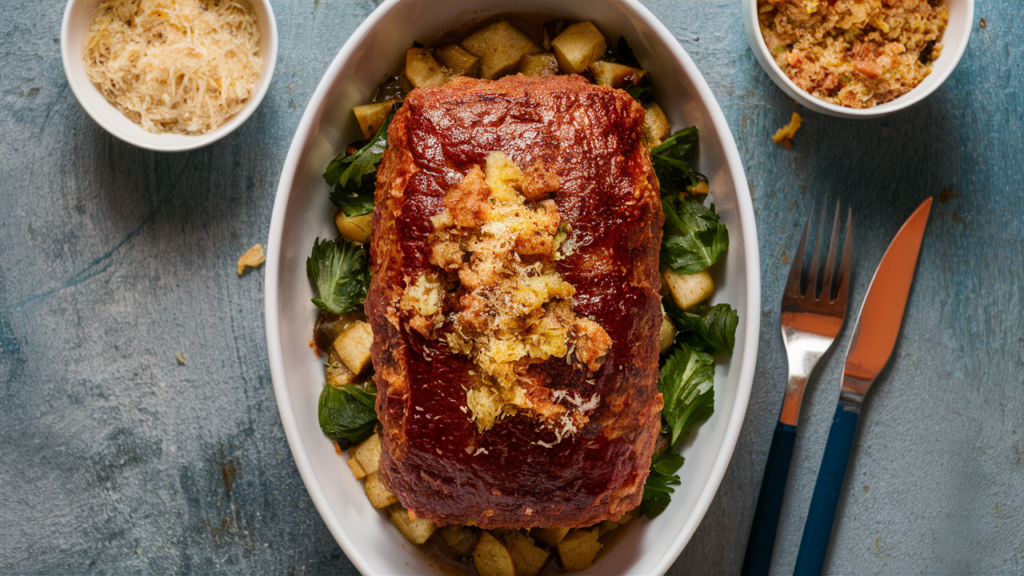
top-left (1, 1), bottom-right (1021, 574)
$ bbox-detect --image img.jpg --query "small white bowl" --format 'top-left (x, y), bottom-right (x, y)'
top-left (743, 0), bottom-right (973, 118)
top-left (60, 0), bottom-right (278, 152)
top-left (265, 1), bottom-right (760, 574)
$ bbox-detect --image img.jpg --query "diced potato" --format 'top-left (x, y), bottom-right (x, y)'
top-left (325, 361), bottom-right (357, 387)
top-left (472, 531), bottom-right (516, 576)
top-left (435, 43), bottom-right (480, 77)
top-left (388, 504), bottom-right (438, 545)
top-left (346, 456), bottom-right (367, 480)
top-left (352, 101), bottom-right (395, 140)
top-left (406, 47), bottom-right (450, 88)
top-left (530, 526), bottom-right (570, 547)
top-left (542, 20), bottom-right (568, 51)
top-left (663, 269), bottom-right (715, 311)
top-left (333, 321), bottom-right (373, 375)
top-left (556, 528), bottom-right (601, 572)
top-left (364, 471), bottom-right (398, 509)
top-left (350, 433), bottom-right (381, 476)
top-left (440, 524), bottom-right (479, 556)
top-left (644, 103), bottom-right (671, 146)
top-left (589, 60), bottom-right (645, 88)
top-left (598, 520), bottom-right (621, 536)
top-left (518, 53), bottom-right (559, 77)
top-left (335, 211), bottom-right (372, 243)
top-left (502, 530), bottom-right (549, 576)
top-left (550, 22), bottom-right (607, 75)
top-left (660, 314), bottom-right (676, 354)
top-left (461, 20), bottom-right (542, 80)
top-left (614, 510), bottom-right (636, 525)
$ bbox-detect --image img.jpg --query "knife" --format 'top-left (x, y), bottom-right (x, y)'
top-left (792, 197), bottom-right (933, 576)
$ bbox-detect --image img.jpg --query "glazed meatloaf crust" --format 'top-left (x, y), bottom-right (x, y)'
top-left (367, 75), bottom-right (664, 529)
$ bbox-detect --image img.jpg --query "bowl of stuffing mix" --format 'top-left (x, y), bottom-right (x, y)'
top-left (61, 0), bottom-right (278, 151)
top-left (744, 0), bottom-right (974, 118)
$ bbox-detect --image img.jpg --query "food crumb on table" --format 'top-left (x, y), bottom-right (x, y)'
top-left (176, 352), bottom-right (186, 365)
top-left (237, 243), bottom-right (266, 275)
top-left (772, 111), bottom-right (802, 147)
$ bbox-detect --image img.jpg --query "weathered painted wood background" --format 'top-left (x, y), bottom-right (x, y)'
top-left (1, 1), bottom-right (1021, 574)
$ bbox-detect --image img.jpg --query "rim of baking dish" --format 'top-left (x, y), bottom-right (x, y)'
top-left (265, 1), bottom-right (761, 574)
top-left (742, 0), bottom-right (974, 119)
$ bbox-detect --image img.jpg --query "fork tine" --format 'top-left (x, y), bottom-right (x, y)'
top-left (834, 208), bottom-right (853, 308)
top-left (784, 210), bottom-right (812, 301)
top-left (821, 201), bottom-right (841, 301)
top-left (803, 202), bottom-right (826, 300)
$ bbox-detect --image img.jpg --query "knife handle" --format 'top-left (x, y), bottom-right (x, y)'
top-left (741, 422), bottom-right (797, 576)
top-left (793, 403), bottom-right (860, 576)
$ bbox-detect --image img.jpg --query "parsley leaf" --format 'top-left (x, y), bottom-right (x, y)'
top-left (667, 302), bottom-right (739, 354)
top-left (626, 85), bottom-right (650, 102)
top-left (658, 343), bottom-right (715, 445)
top-left (651, 127), bottom-right (701, 195)
top-left (318, 382), bottom-right (378, 450)
top-left (306, 237), bottom-right (371, 315)
top-left (324, 103), bottom-right (398, 217)
top-left (661, 195), bottom-right (729, 275)
top-left (638, 449), bottom-right (686, 518)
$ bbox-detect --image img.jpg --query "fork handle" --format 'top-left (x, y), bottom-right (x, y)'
top-left (740, 422), bottom-right (797, 576)
top-left (793, 403), bottom-right (861, 576)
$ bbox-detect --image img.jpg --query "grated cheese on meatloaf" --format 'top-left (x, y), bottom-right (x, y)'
top-left (758, 0), bottom-right (948, 108)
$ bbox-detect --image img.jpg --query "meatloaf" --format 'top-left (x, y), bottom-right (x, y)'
top-left (367, 75), bottom-right (664, 529)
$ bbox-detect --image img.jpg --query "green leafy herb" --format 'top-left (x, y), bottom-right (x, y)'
top-left (626, 85), bottom-right (650, 102)
top-left (651, 127), bottom-right (701, 195)
top-left (661, 195), bottom-right (729, 275)
top-left (658, 343), bottom-right (715, 445)
top-left (324, 103), bottom-right (398, 217)
top-left (637, 450), bottom-right (686, 518)
top-left (306, 237), bottom-right (371, 315)
top-left (668, 302), bottom-right (739, 354)
top-left (318, 382), bottom-right (378, 449)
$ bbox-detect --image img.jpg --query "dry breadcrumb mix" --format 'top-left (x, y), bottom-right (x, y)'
top-left (237, 243), bottom-right (266, 275)
top-left (758, 0), bottom-right (948, 109)
top-left (773, 111), bottom-right (803, 147)
top-left (83, 0), bottom-right (262, 134)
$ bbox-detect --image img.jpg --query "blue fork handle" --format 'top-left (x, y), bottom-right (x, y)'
top-left (741, 422), bottom-right (797, 576)
top-left (793, 403), bottom-right (861, 576)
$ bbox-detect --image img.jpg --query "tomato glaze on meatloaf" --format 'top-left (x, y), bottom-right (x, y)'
top-left (367, 75), bottom-right (664, 529)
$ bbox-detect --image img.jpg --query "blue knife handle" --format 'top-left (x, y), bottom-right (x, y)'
top-left (741, 422), bottom-right (798, 576)
top-left (793, 403), bottom-right (861, 576)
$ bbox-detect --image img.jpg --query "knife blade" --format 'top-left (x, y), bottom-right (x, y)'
top-left (793, 197), bottom-right (933, 576)
top-left (840, 196), bottom-right (933, 404)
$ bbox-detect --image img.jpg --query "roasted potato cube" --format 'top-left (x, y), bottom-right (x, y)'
top-left (335, 211), bottom-right (372, 244)
top-left (350, 433), bottom-right (381, 476)
top-left (333, 321), bottom-right (373, 375)
top-left (406, 47), bottom-right (450, 88)
top-left (473, 531), bottom-right (516, 576)
top-left (364, 471), bottom-right (398, 509)
top-left (388, 504), bottom-right (438, 545)
top-left (644, 102), bottom-right (671, 146)
top-left (589, 60), bottom-right (645, 88)
top-left (461, 20), bottom-right (542, 80)
top-left (352, 101), bottom-right (394, 140)
top-left (518, 52), bottom-right (559, 77)
top-left (440, 524), bottom-right (479, 557)
top-left (597, 520), bottom-right (621, 536)
top-left (346, 456), bottom-right (367, 480)
top-left (663, 269), bottom-right (715, 311)
top-left (614, 510), bottom-right (636, 525)
top-left (325, 361), bottom-right (357, 387)
top-left (550, 22), bottom-right (607, 75)
top-left (542, 19), bottom-right (568, 51)
top-left (530, 526), bottom-right (570, 547)
top-left (660, 314), bottom-right (676, 354)
top-left (503, 531), bottom-right (550, 576)
top-left (435, 43), bottom-right (480, 77)
top-left (556, 528), bottom-right (601, 571)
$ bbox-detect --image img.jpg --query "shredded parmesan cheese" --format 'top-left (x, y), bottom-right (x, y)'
top-left (83, 0), bottom-right (263, 134)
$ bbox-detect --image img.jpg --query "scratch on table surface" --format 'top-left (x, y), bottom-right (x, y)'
top-left (2, 156), bottom-right (194, 313)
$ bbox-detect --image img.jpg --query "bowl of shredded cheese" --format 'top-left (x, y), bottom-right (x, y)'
top-left (61, 0), bottom-right (277, 151)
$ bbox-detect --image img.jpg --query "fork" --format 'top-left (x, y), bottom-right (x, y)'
top-left (740, 203), bottom-right (853, 576)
